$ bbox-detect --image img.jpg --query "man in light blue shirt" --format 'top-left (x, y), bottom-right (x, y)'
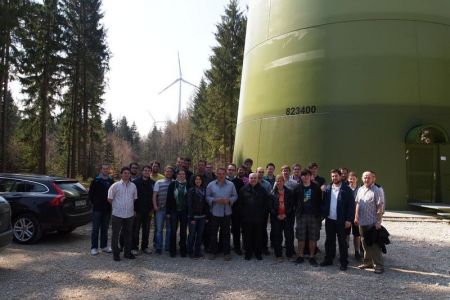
top-left (206, 167), bottom-right (237, 260)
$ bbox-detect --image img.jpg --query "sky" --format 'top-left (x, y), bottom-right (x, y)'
top-left (102, 0), bottom-right (249, 135)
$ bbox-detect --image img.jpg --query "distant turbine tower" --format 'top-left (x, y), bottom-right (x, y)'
top-left (158, 52), bottom-right (197, 121)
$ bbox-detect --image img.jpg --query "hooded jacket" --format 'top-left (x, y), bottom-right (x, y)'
top-left (88, 175), bottom-right (113, 211)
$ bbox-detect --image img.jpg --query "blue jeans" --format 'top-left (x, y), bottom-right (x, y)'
top-left (187, 217), bottom-right (205, 256)
top-left (170, 211), bottom-right (188, 255)
top-left (155, 209), bottom-right (171, 251)
top-left (91, 210), bottom-right (111, 249)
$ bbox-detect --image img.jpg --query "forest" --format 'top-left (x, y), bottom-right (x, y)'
top-left (0, 0), bottom-right (247, 180)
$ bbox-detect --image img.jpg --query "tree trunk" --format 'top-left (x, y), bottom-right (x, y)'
top-left (38, 63), bottom-right (50, 175)
top-left (69, 58), bottom-right (80, 178)
top-left (0, 37), bottom-right (10, 172)
top-left (80, 0), bottom-right (88, 179)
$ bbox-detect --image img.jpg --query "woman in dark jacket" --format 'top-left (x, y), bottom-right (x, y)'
top-left (166, 170), bottom-right (189, 257)
top-left (186, 175), bottom-right (209, 258)
top-left (270, 174), bottom-right (296, 260)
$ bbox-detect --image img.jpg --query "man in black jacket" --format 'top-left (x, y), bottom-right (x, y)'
top-left (227, 163), bottom-right (245, 255)
top-left (320, 169), bottom-right (355, 270)
top-left (89, 164), bottom-right (114, 255)
top-left (132, 165), bottom-right (155, 255)
top-left (239, 173), bottom-right (270, 260)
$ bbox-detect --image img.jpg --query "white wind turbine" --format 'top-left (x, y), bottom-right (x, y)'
top-left (158, 52), bottom-right (197, 122)
top-left (146, 110), bottom-right (168, 129)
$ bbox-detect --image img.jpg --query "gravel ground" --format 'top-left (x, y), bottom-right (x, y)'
top-left (0, 219), bottom-right (449, 300)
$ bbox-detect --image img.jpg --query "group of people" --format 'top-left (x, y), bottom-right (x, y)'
top-left (88, 157), bottom-right (386, 274)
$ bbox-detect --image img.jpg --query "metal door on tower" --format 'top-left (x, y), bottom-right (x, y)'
top-left (406, 144), bottom-right (438, 203)
top-left (439, 144), bottom-right (450, 204)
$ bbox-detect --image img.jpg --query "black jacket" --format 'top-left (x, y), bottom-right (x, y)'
top-left (187, 187), bottom-right (209, 218)
top-left (88, 175), bottom-right (113, 211)
top-left (227, 176), bottom-right (245, 210)
top-left (133, 176), bottom-right (155, 214)
top-left (321, 182), bottom-right (355, 223)
top-left (166, 180), bottom-right (189, 214)
top-left (238, 183), bottom-right (270, 223)
top-left (295, 182), bottom-right (322, 218)
top-left (270, 186), bottom-right (296, 218)
top-left (364, 225), bottom-right (391, 254)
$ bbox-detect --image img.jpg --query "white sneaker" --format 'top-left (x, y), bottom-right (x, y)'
top-left (102, 246), bottom-right (112, 253)
top-left (131, 250), bottom-right (139, 256)
top-left (91, 248), bottom-right (99, 256)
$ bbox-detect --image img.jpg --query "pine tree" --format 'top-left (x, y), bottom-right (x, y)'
top-left (60, 0), bottom-right (109, 178)
top-left (0, 0), bottom-right (30, 171)
top-left (18, 0), bottom-right (65, 174)
top-left (129, 121), bottom-right (141, 155)
top-left (104, 113), bottom-right (115, 134)
top-left (117, 116), bottom-right (132, 142)
top-left (188, 0), bottom-right (247, 164)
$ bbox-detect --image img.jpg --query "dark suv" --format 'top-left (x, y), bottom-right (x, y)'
top-left (0, 174), bottom-right (92, 244)
top-left (0, 196), bottom-right (12, 251)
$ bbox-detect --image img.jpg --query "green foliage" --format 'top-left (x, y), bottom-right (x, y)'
top-left (104, 113), bottom-right (115, 134)
top-left (188, 0), bottom-right (247, 165)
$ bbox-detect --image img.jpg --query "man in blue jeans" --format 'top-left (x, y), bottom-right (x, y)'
top-left (152, 166), bottom-right (174, 254)
top-left (88, 164), bottom-right (114, 255)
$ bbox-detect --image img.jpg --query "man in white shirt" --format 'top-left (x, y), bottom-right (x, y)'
top-left (320, 169), bottom-right (354, 270)
top-left (108, 166), bottom-right (138, 261)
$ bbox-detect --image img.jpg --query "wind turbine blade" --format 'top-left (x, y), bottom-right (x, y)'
top-left (146, 110), bottom-right (156, 123)
top-left (158, 78), bottom-right (180, 94)
top-left (181, 78), bottom-right (198, 88)
top-left (178, 51), bottom-right (182, 78)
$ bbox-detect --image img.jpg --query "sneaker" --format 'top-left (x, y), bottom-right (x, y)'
top-left (374, 267), bottom-right (384, 274)
top-left (309, 257), bottom-right (318, 267)
top-left (90, 248), bottom-right (99, 256)
top-left (101, 247), bottom-right (112, 253)
top-left (143, 248), bottom-right (153, 255)
top-left (131, 250), bottom-right (139, 256)
top-left (224, 254), bottom-right (232, 261)
top-left (319, 260), bottom-right (333, 267)
top-left (294, 257), bottom-right (305, 264)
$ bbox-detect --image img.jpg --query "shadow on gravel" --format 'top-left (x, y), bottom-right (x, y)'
top-left (0, 224), bottom-right (449, 299)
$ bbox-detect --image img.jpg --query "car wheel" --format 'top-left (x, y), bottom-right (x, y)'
top-left (13, 214), bottom-right (43, 244)
top-left (57, 227), bottom-right (75, 234)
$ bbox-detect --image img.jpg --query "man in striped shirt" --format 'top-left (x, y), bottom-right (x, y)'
top-left (108, 166), bottom-right (138, 261)
top-left (354, 171), bottom-right (385, 274)
top-left (153, 166), bottom-right (174, 254)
